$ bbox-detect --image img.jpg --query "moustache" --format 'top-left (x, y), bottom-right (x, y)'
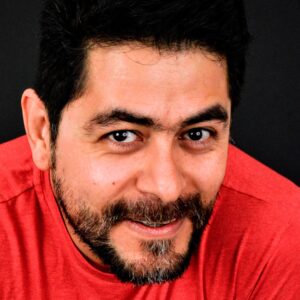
top-left (101, 193), bottom-right (213, 229)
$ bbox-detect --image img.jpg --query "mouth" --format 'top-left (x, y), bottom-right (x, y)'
top-left (134, 219), bottom-right (178, 228)
top-left (124, 218), bottom-right (185, 239)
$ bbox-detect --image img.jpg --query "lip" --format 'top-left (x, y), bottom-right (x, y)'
top-left (124, 218), bottom-right (185, 239)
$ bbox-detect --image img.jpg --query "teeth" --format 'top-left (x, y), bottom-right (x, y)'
top-left (141, 223), bottom-right (161, 228)
top-left (139, 219), bottom-right (176, 227)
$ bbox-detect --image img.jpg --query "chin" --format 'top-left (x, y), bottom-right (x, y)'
top-left (93, 225), bottom-right (201, 285)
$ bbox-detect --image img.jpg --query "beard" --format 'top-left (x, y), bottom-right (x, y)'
top-left (51, 169), bottom-right (215, 285)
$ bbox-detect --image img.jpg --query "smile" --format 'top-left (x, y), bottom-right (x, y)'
top-left (124, 218), bottom-right (185, 239)
top-left (135, 219), bottom-right (177, 228)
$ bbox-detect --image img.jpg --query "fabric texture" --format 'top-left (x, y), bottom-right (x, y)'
top-left (0, 136), bottom-right (299, 300)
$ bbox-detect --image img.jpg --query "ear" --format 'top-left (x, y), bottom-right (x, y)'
top-left (21, 89), bottom-right (51, 171)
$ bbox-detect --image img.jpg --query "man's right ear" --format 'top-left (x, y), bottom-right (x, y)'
top-left (21, 89), bottom-right (51, 171)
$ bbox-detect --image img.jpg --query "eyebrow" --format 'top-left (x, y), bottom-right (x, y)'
top-left (85, 109), bottom-right (155, 130)
top-left (180, 104), bottom-right (228, 128)
top-left (84, 104), bottom-right (228, 132)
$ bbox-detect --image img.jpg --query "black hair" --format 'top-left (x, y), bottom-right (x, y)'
top-left (35, 0), bottom-right (250, 143)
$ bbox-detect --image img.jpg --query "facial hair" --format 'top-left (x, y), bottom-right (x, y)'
top-left (51, 169), bottom-right (215, 285)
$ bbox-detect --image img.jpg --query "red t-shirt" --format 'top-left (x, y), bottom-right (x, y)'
top-left (0, 136), bottom-right (299, 299)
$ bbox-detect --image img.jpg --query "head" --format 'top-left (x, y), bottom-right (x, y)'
top-left (22, 0), bottom-right (250, 285)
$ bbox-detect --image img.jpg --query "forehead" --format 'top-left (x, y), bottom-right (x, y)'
top-left (71, 44), bottom-right (230, 125)
top-left (85, 44), bottom-right (227, 91)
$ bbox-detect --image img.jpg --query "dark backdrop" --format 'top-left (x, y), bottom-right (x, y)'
top-left (0, 0), bottom-right (299, 185)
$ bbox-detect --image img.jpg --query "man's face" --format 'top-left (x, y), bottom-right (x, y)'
top-left (51, 45), bottom-right (231, 284)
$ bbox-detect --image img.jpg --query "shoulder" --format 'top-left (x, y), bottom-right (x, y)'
top-left (217, 145), bottom-right (300, 247)
top-left (223, 144), bottom-right (299, 205)
top-left (218, 144), bottom-right (300, 242)
top-left (0, 136), bottom-right (34, 203)
top-left (203, 146), bottom-right (300, 297)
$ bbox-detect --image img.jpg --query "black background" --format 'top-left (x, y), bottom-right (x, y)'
top-left (0, 0), bottom-right (299, 185)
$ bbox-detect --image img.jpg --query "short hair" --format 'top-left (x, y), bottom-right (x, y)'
top-left (35, 0), bottom-right (250, 143)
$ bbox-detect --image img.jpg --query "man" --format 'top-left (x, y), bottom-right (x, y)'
top-left (0, 0), bottom-right (299, 299)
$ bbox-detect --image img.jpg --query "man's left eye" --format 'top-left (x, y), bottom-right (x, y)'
top-left (108, 130), bottom-right (137, 143)
top-left (183, 128), bottom-right (211, 141)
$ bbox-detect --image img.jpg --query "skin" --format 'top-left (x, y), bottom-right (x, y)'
top-left (22, 44), bottom-right (231, 272)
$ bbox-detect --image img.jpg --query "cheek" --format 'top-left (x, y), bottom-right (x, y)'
top-left (57, 150), bottom-right (139, 200)
top-left (87, 158), bottom-right (136, 187)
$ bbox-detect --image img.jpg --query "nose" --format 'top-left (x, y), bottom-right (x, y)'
top-left (136, 141), bottom-right (185, 202)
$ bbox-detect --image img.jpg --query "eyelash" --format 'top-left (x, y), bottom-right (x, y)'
top-left (102, 128), bottom-right (217, 151)
top-left (102, 130), bottom-right (142, 151)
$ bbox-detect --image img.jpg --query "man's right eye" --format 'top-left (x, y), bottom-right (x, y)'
top-left (107, 130), bottom-right (138, 143)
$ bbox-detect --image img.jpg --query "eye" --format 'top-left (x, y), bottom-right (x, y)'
top-left (183, 128), bottom-right (211, 141)
top-left (108, 130), bottom-right (138, 143)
